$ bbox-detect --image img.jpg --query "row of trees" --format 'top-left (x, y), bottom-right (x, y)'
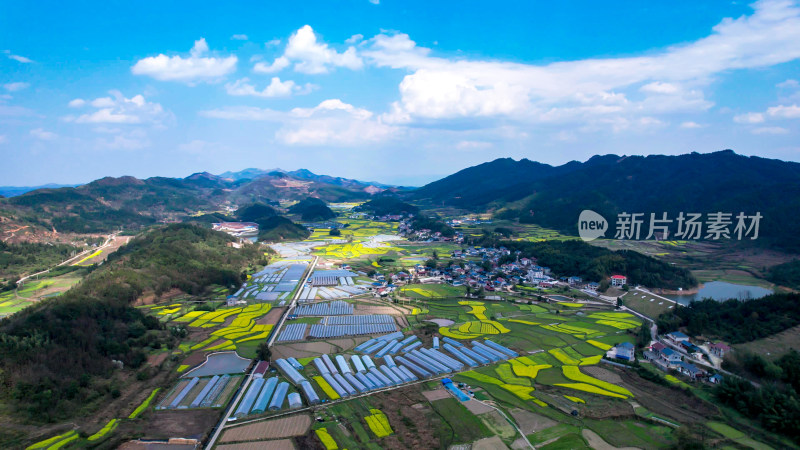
top-left (656, 293), bottom-right (800, 343)
top-left (715, 374), bottom-right (800, 442)
top-left (410, 215), bottom-right (456, 237)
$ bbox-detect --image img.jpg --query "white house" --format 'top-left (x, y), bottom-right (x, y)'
top-left (610, 275), bottom-right (627, 286)
top-left (606, 342), bottom-right (635, 361)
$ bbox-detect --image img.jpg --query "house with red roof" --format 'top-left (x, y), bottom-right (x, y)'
top-left (610, 275), bottom-right (627, 286)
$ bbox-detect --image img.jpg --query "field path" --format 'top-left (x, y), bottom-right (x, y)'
top-left (582, 429), bottom-right (641, 450)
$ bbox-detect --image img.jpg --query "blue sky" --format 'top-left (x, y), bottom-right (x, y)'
top-left (2, 0), bottom-right (800, 187)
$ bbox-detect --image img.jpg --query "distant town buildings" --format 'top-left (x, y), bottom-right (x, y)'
top-left (212, 222), bottom-right (259, 239)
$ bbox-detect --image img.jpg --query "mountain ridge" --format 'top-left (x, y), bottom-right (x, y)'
top-left (413, 149), bottom-right (800, 251)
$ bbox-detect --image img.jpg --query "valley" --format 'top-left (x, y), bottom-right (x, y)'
top-left (0, 183), bottom-right (796, 449)
top-left (1, 155), bottom-right (800, 450)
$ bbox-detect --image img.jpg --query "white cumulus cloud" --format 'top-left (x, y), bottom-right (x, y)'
top-left (64, 90), bottom-right (170, 125)
top-left (734, 112), bottom-right (766, 123)
top-left (202, 98), bottom-right (395, 146)
top-left (281, 25), bottom-right (363, 74)
top-left (3, 82), bottom-right (29, 92)
top-left (132, 38), bottom-right (237, 83)
top-left (30, 128), bottom-right (58, 141)
top-left (767, 104), bottom-right (800, 118)
top-left (4, 50), bottom-right (33, 63)
top-left (225, 77), bottom-right (315, 98)
top-left (360, 0), bottom-right (800, 129)
top-left (253, 56), bottom-right (290, 74)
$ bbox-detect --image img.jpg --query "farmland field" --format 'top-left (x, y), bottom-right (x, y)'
top-left (220, 414), bottom-right (312, 442)
top-left (0, 273), bottom-right (83, 318)
top-left (79, 213), bottom-right (777, 450)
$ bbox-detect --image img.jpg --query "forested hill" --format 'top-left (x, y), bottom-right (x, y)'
top-left (0, 169), bottom-right (401, 238)
top-left (497, 239), bottom-right (697, 289)
top-left (412, 150), bottom-right (800, 251)
top-left (0, 224), bottom-right (262, 421)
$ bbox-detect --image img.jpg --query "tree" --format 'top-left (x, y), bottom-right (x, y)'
top-left (616, 297), bottom-right (623, 308)
top-left (432, 249), bottom-right (439, 260)
top-left (256, 342), bottom-right (272, 362)
top-left (329, 228), bottom-right (341, 236)
top-left (636, 323), bottom-right (650, 349)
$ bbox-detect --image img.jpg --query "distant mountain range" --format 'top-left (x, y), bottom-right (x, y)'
top-left (217, 167), bottom-right (403, 189)
top-left (4, 151), bottom-right (800, 251)
top-left (0, 184), bottom-right (79, 198)
top-left (0, 169), bottom-right (405, 240)
top-left (412, 150), bottom-right (800, 251)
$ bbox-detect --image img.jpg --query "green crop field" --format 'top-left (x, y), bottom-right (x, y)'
top-left (621, 291), bottom-right (674, 318)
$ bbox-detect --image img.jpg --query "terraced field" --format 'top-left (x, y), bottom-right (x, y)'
top-left (429, 300), bottom-right (641, 404)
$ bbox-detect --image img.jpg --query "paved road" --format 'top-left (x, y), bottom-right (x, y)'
top-left (205, 255), bottom-right (318, 449)
top-left (16, 232), bottom-right (118, 285)
top-left (204, 369), bottom-right (255, 450)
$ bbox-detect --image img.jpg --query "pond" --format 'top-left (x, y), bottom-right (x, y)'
top-left (664, 281), bottom-right (773, 305)
top-left (182, 351), bottom-right (251, 378)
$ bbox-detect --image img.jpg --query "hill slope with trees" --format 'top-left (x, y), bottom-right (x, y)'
top-left (0, 224), bottom-right (262, 421)
top-left (412, 150), bottom-right (800, 251)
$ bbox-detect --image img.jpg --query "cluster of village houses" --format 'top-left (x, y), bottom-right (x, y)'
top-left (340, 215), bottom-right (730, 384)
top-left (605, 331), bottom-right (729, 384)
top-left (363, 241), bottom-right (621, 298)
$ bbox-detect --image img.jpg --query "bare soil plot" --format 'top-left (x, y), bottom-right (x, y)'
top-left (147, 352), bottom-right (169, 367)
top-left (272, 337), bottom-right (368, 359)
top-left (354, 303), bottom-right (407, 315)
top-left (74, 235), bottom-right (131, 265)
top-left (422, 388), bottom-right (451, 402)
top-left (217, 440), bottom-right (295, 450)
top-left (582, 429), bottom-right (641, 450)
top-left (616, 367), bottom-right (718, 424)
top-left (221, 414), bottom-right (312, 442)
top-left (508, 408), bottom-right (557, 435)
top-left (136, 409), bottom-right (220, 440)
top-left (462, 399), bottom-right (494, 415)
top-left (479, 410), bottom-right (516, 440)
top-left (180, 349), bottom-right (210, 367)
top-left (472, 435), bottom-right (510, 450)
top-left (258, 307), bottom-right (285, 325)
top-left (510, 437), bottom-right (531, 449)
top-left (362, 384), bottom-right (444, 449)
top-left (582, 366), bottom-right (625, 385)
